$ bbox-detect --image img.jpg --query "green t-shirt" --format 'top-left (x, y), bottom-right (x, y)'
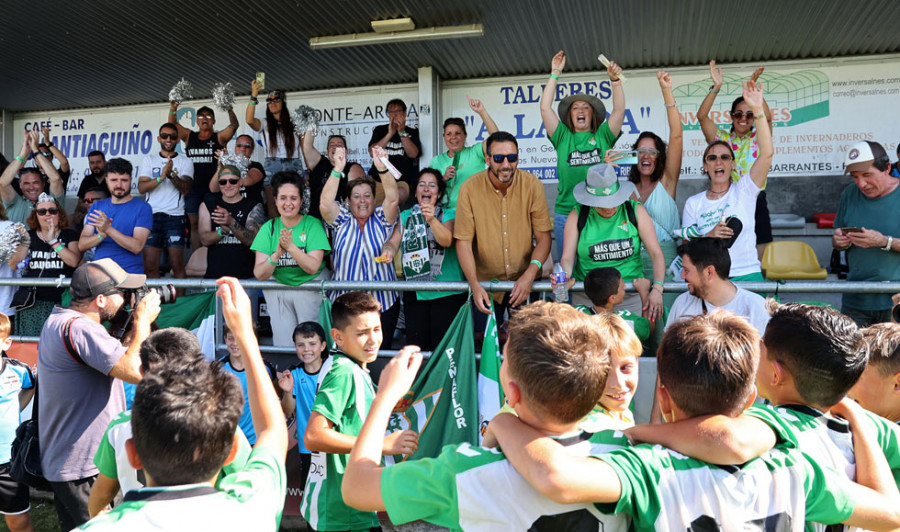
top-left (575, 305), bottom-right (651, 341)
top-left (427, 142), bottom-right (486, 209)
top-left (550, 123), bottom-right (619, 216)
top-left (399, 207), bottom-right (463, 300)
top-left (301, 353), bottom-right (379, 531)
top-left (575, 201), bottom-right (644, 282)
top-left (250, 215), bottom-right (330, 286)
top-left (381, 432), bottom-right (631, 532)
top-left (79, 445), bottom-right (286, 531)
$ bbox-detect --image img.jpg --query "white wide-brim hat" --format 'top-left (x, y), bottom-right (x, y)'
top-left (573, 164), bottom-right (635, 209)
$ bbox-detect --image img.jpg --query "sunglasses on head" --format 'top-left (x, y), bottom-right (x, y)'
top-left (159, 132), bottom-right (178, 140)
top-left (35, 208), bottom-right (59, 215)
top-left (705, 153), bottom-right (734, 162)
top-left (235, 142), bottom-right (253, 148)
top-left (218, 178), bottom-right (240, 185)
top-left (491, 153), bottom-right (519, 163)
top-left (266, 97), bottom-right (282, 103)
top-left (731, 111), bottom-right (754, 120)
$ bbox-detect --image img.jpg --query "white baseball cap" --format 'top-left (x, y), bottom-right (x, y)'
top-left (844, 141), bottom-right (888, 174)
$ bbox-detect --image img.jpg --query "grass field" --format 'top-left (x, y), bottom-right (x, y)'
top-left (0, 497), bottom-right (59, 532)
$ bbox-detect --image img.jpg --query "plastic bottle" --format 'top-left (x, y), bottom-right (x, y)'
top-left (552, 263), bottom-right (568, 302)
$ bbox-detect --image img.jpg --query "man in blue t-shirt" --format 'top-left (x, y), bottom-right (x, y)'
top-left (78, 158), bottom-right (153, 274)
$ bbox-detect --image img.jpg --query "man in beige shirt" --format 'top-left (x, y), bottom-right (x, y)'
top-left (455, 131), bottom-right (552, 318)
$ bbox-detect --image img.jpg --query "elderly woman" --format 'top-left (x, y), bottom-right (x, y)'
top-left (251, 171), bottom-right (330, 346)
top-left (555, 165), bottom-right (666, 324)
top-left (384, 168), bottom-right (466, 351)
top-left (14, 193), bottom-right (81, 335)
top-left (320, 145), bottom-right (401, 346)
top-left (427, 97), bottom-right (498, 209)
top-left (681, 81), bottom-right (773, 282)
top-left (542, 50), bottom-right (625, 260)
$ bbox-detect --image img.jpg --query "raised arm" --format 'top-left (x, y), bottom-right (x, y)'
top-left (658, 72), bottom-right (683, 198)
top-left (540, 51), bottom-right (566, 139)
top-left (605, 61), bottom-right (625, 136)
top-left (372, 145), bottom-right (399, 224)
top-left (697, 61), bottom-right (724, 143)
top-left (319, 146), bottom-right (346, 225)
top-left (744, 81), bottom-right (773, 189)
top-left (750, 66), bottom-right (774, 130)
top-left (42, 126), bottom-right (69, 174)
top-left (0, 136), bottom-right (31, 204)
top-left (245, 80), bottom-right (262, 131)
top-left (217, 108), bottom-right (239, 145)
top-left (29, 131), bottom-right (64, 197)
top-left (300, 132), bottom-right (323, 172)
top-left (468, 96), bottom-right (499, 136)
top-left (168, 101), bottom-right (191, 142)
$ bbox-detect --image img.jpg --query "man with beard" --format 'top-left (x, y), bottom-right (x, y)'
top-left (76, 151), bottom-right (108, 201)
top-left (78, 158), bottom-right (153, 274)
top-left (665, 238), bottom-right (769, 334)
top-left (38, 258), bottom-right (160, 531)
top-left (454, 131), bottom-right (552, 322)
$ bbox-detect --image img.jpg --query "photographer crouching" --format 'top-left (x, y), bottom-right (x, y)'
top-left (37, 258), bottom-right (161, 531)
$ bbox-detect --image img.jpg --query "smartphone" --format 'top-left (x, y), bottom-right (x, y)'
top-left (616, 150), bottom-right (639, 165)
top-left (255, 72), bottom-right (266, 91)
top-left (840, 227), bottom-right (863, 233)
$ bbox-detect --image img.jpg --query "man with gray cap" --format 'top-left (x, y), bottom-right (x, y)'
top-left (38, 258), bottom-right (160, 531)
top-left (833, 140), bottom-right (900, 326)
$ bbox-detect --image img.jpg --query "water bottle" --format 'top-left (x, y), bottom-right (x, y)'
top-left (552, 263), bottom-right (568, 302)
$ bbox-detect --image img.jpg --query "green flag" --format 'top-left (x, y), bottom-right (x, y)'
top-left (477, 303), bottom-right (504, 444)
top-left (316, 293), bottom-right (335, 351)
top-left (156, 291), bottom-right (217, 358)
top-left (384, 302), bottom-right (478, 464)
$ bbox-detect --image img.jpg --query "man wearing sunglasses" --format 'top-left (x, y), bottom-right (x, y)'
top-left (168, 101), bottom-right (239, 250)
top-left (137, 123), bottom-right (194, 282)
top-left (208, 134), bottom-right (265, 207)
top-left (455, 131), bottom-right (552, 321)
top-left (0, 130), bottom-right (66, 225)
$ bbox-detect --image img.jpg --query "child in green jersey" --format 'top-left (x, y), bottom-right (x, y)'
top-left (850, 323), bottom-right (900, 424)
top-left (490, 311), bottom-right (900, 531)
top-left (302, 291), bottom-right (418, 532)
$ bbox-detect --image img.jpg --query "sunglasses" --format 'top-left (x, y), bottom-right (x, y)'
top-left (82, 197), bottom-right (99, 204)
top-left (218, 178), bottom-right (240, 186)
top-left (197, 114), bottom-right (214, 120)
top-left (159, 132), bottom-right (178, 140)
top-left (235, 142), bottom-right (253, 148)
top-left (704, 154), bottom-right (734, 163)
top-left (35, 208), bottom-right (59, 215)
top-left (491, 153), bottom-right (519, 163)
top-left (637, 148), bottom-right (660, 156)
top-left (266, 97), bottom-right (283, 103)
top-left (731, 111), bottom-right (754, 120)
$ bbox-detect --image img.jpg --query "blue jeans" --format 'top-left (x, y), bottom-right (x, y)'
top-left (553, 212), bottom-right (569, 263)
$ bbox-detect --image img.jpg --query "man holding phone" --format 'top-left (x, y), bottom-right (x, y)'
top-left (833, 140), bottom-right (900, 326)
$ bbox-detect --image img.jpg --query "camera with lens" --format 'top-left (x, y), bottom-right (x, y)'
top-left (132, 284), bottom-right (177, 306)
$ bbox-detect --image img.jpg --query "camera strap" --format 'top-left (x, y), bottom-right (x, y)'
top-left (62, 316), bottom-right (87, 367)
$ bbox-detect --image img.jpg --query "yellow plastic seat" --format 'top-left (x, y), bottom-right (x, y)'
top-left (761, 241), bottom-right (827, 280)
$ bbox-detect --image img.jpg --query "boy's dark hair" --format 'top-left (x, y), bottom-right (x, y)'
top-left (678, 238), bottom-right (731, 280)
top-left (862, 323), bottom-right (900, 376)
top-left (583, 267), bottom-right (622, 307)
top-left (140, 328), bottom-right (206, 373)
top-left (293, 321), bottom-right (330, 360)
top-left (485, 131), bottom-right (518, 155)
top-left (763, 301), bottom-right (867, 407)
top-left (506, 302), bottom-right (611, 424)
top-left (332, 291), bottom-right (381, 331)
top-left (658, 311), bottom-right (759, 417)
top-left (105, 157), bottom-right (133, 177)
top-left (132, 366), bottom-right (242, 486)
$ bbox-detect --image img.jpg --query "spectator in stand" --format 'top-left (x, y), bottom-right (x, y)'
top-left (321, 146), bottom-right (401, 346)
top-left (72, 187), bottom-right (109, 237)
top-left (246, 83), bottom-right (303, 218)
top-left (541, 51), bottom-right (625, 260)
top-left (386, 168), bottom-right (467, 351)
top-left (833, 140), bottom-right (900, 326)
top-left (137, 123), bottom-right (194, 281)
top-left (15, 193), bottom-right (82, 337)
top-left (680, 81), bottom-right (773, 282)
top-left (850, 323), bottom-right (900, 423)
top-left (78, 158), bottom-right (153, 274)
top-left (698, 62), bottom-right (774, 259)
top-left (302, 134), bottom-right (365, 220)
top-left (251, 171), bottom-right (330, 347)
top-left (426, 96), bottom-right (499, 209)
top-left (368, 99), bottom-right (421, 206)
top-left (199, 162), bottom-right (266, 280)
top-left (0, 210), bottom-right (31, 329)
top-left (168, 101), bottom-right (239, 251)
top-left (208, 135), bottom-right (265, 206)
top-left (455, 132), bottom-right (552, 322)
top-left (76, 151), bottom-right (108, 200)
top-left (1, 131), bottom-right (66, 225)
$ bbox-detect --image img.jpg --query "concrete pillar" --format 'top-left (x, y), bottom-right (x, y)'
top-left (417, 66), bottom-right (441, 164)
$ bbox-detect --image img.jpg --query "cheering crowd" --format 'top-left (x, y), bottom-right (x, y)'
top-left (0, 50), bottom-right (898, 531)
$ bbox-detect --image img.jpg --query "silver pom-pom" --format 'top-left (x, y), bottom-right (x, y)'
top-left (0, 221), bottom-right (29, 264)
top-left (168, 78), bottom-right (193, 104)
top-left (290, 105), bottom-right (320, 134)
top-left (212, 82), bottom-right (235, 111)
top-left (219, 153), bottom-right (250, 177)
top-left (300, 183), bottom-right (311, 215)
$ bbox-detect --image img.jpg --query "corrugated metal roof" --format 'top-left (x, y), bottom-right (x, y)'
top-left (4, 0), bottom-right (900, 112)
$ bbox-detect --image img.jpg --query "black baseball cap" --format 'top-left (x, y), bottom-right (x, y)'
top-left (70, 259), bottom-right (146, 300)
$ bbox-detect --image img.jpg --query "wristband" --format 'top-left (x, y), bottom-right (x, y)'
top-left (249, 100), bottom-right (258, 106)
top-left (216, 226), bottom-right (224, 237)
top-left (377, 168), bottom-right (391, 175)
top-left (42, 151), bottom-right (52, 157)
top-left (398, 131), bottom-right (409, 138)
top-left (549, 73), bottom-right (559, 81)
top-left (883, 236), bottom-right (894, 251)
top-left (709, 85), bottom-right (720, 93)
top-left (329, 169), bottom-right (344, 179)
top-left (97, 233), bottom-right (105, 241)
top-left (54, 243), bottom-right (65, 253)
top-left (46, 142), bottom-right (54, 148)
top-left (664, 102), bottom-right (677, 108)
top-left (530, 259), bottom-right (542, 270)
top-left (156, 176), bottom-right (162, 183)
top-left (15, 156), bottom-right (25, 163)
top-left (653, 280), bottom-right (664, 286)
top-left (267, 256), bottom-right (278, 266)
